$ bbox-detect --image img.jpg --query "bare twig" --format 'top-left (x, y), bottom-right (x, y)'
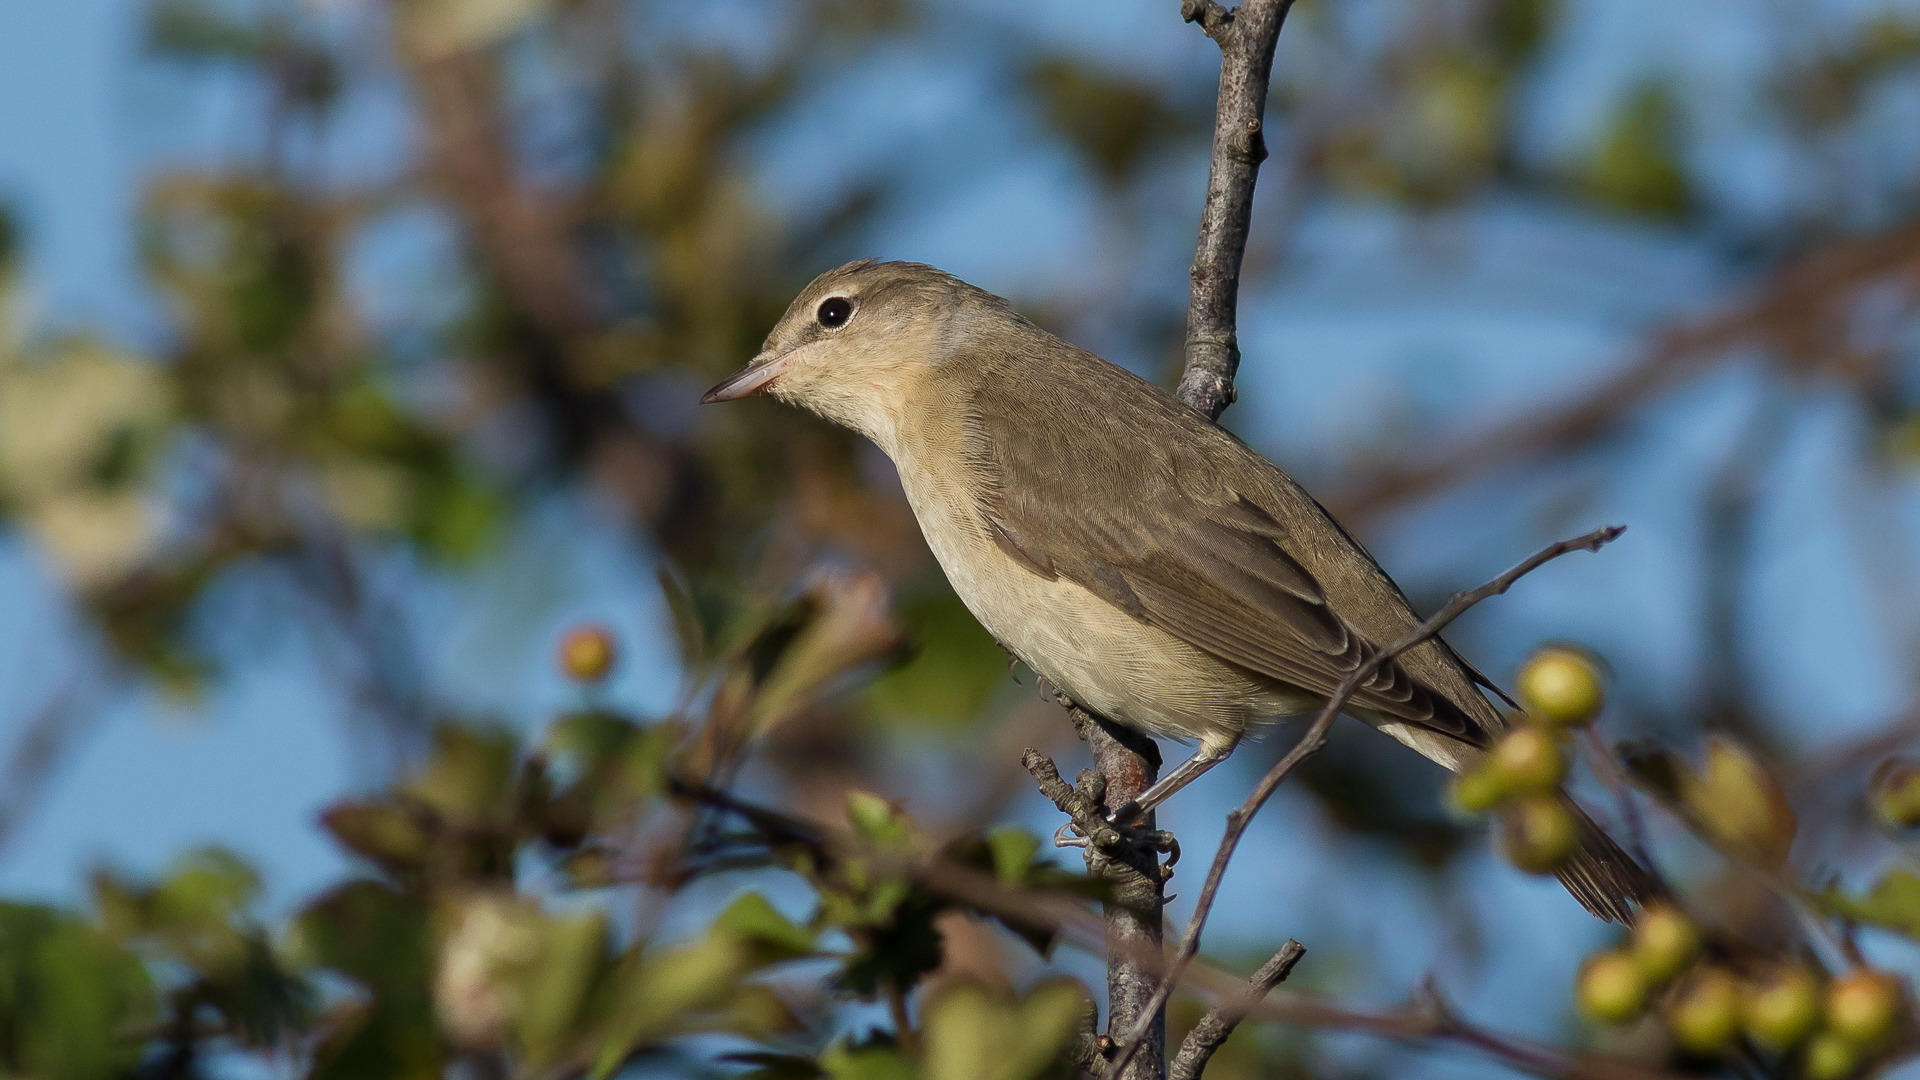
top-left (1169, 940), bottom-right (1304, 1080)
top-left (1106, 525), bottom-right (1627, 1078)
top-left (1174, 0), bottom-right (1298, 422)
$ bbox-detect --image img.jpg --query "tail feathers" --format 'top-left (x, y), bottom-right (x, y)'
top-left (1555, 797), bottom-right (1664, 924)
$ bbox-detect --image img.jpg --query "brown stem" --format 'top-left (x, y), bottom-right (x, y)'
top-left (1174, 0), bottom-right (1298, 423)
top-left (1169, 940), bottom-right (1305, 1080)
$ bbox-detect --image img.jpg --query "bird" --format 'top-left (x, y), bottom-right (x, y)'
top-left (701, 258), bottom-right (1658, 922)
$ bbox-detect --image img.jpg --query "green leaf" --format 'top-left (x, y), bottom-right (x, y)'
top-left (516, 910), bottom-right (611, 1067)
top-left (404, 724), bottom-right (519, 826)
top-left (986, 827), bottom-right (1041, 888)
top-left (590, 932), bottom-right (749, 1078)
top-left (295, 881), bottom-right (443, 1079)
top-left (845, 791), bottom-right (911, 849)
top-left (715, 892), bottom-right (815, 964)
top-left (820, 1040), bottom-right (918, 1080)
top-left (864, 589), bottom-right (1006, 728)
top-left (922, 978), bottom-right (1088, 1080)
top-left (0, 902), bottom-right (156, 1080)
top-left (1820, 869), bottom-right (1920, 939)
top-left (322, 800), bottom-right (432, 872)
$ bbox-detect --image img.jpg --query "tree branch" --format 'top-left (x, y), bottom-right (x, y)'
top-left (1174, 0), bottom-right (1297, 422)
top-left (1169, 940), bottom-right (1304, 1080)
top-left (1105, 525), bottom-right (1627, 1078)
top-left (670, 766), bottom-right (1693, 1080)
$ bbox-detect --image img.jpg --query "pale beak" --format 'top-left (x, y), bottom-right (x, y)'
top-left (701, 350), bottom-right (791, 404)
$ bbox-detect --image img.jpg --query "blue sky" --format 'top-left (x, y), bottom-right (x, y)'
top-left (6, 1), bottom-right (1920, 1076)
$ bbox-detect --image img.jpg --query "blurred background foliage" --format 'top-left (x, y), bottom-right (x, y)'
top-left (5, 0), bottom-right (1920, 1076)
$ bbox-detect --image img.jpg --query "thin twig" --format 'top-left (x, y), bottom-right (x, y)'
top-left (1105, 525), bottom-right (1628, 1078)
top-left (1169, 940), bottom-right (1304, 1080)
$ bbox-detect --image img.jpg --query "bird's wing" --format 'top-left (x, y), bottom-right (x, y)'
top-left (957, 355), bottom-right (1484, 744)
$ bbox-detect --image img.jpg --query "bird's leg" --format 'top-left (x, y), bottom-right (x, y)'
top-left (1109, 738), bottom-right (1239, 826)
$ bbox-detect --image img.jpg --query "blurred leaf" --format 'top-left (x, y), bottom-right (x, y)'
top-left (0, 902), bottom-right (156, 1080)
top-left (819, 1038), bottom-right (917, 1080)
top-left (834, 890), bottom-right (942, 998)
top-left (1627, 737), bottom-right (1796, 866)
top-left (1580, 81), bottom-right (1692, 220)
top-left (864, 588), bottom-right (1005, 728)
top-left (728, 1050), bottom-right (830, 1079)
top-left (715, 892), bottom-right (816, 965)
top-left (709, 983), bottom-right (807, 1039)
top-left (1027, 56), bottom-right (1190, 184)
top-left (399, 0), bottom-right (554, 56)
top-left (1819, 869), bottom-right (1920, 940)
top-left (296, 880), bottom-right (444, 1079)
top-left (986, 826), bottom-right (1041, 888)
top-left (1485, 0), bottom-right (1557, 67)
top-left (323, 799), bottom-right (433, 874)
top-left (1683, 737), bottom-right (1796, 867)
top-left (0, 341), bottom-right (173, 587)
top-left (751, 570), bottom-right (905, 734)
top-left (514, 909), bottom-right (610, 1067)
top-left (922, 977), bottom-right (1087, 1080)
top-left (590, 930), bottom-right (750, 1078)
top-left (845, 790), bottom-right (912, 849)
top-left (147, 0), bottom-right (261, 59)
top-left (404, 724), bottom-right (520, 828)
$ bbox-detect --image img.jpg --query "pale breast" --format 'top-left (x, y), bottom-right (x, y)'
top-left (891, 444), bottom-right (1315, 753)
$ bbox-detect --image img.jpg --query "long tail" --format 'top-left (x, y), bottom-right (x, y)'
top-left (1372, 721), bottom-right (1663, 922)
top-left (1555, 796), bottom-right (1664, 924)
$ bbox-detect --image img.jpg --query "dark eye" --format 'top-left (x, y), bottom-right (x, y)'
top-left (817, 296), bottom-right (853, 328)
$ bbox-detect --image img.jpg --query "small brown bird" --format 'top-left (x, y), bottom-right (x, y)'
top-left (703, 259), bottom-right (1656, 921)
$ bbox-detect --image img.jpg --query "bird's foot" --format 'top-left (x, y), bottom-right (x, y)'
top-left (1054, 816), bottom-right (1178, 867)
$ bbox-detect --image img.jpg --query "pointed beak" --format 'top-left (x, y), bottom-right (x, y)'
top-left (701, 350), bottom-right (790, 404)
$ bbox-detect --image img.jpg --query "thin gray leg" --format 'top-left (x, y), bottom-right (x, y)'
top-left (1109, 738), bottom-right (1239, 826)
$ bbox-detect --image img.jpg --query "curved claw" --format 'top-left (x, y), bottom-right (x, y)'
top-left (1053, 821), bottom-right (1089, 849)
top-left (1151, 832), bottom-right (1181, 867)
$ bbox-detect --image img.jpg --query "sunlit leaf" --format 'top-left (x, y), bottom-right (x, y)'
top-left (0, 903), bottom-right (156, 1080)
top-left (922, 977), bottom-right (1088, 1080)
top-left (1819, 869), bottom-right (1920, 940)
top-left (715, 892), bottom-right (816, 965)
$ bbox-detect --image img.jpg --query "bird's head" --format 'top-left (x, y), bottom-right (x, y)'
top-left (700, 259), bottom-right (1017, 452)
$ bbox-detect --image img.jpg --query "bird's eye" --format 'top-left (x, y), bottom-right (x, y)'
top-left (816, 296), bottom-right (853, 329)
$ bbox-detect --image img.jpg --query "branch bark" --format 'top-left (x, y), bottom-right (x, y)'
top-left (1174, 0), bottom-right (1297, 422)
top-left (1037, 4), bottom-right (1298, 1076)
top-left (1169, 940), bottom-right (1304, 1080)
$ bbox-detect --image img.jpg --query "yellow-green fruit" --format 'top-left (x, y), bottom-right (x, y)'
top-left (1500, 796), bottom-right (1577, 873)
top-left (1451, 766), bottom-right (1509, 813)
top-left (1743, 966), bottom-right (1823, 1051)
top-left (558, 624), bottom-right (617, 682)
top-left (1870, 758), bottom-right (1920, 830)
top-left (1516, 647), bottom-right (1604, 727)
top-left (1667, 967), bottom-right (1742, 1055)
top-left (1578, 950), bottom-right (1649, 1024)
top-left (1631, 903), bottom-right (1702, 985)
top-left (1826, 969), bottom-right (1901, 1048)
top-left (1487, 727), bottom-right (1567, 793)
top-left (1803, 1032), bottom-right (1860, 1080)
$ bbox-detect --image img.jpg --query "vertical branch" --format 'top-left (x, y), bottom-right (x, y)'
top-left (1174, 0), bottom-right (1297, 422)
top-left (1081, 711), bottom-right (1168, 1080)
top-left (1068, 4), bottom-right (1297, 1076)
